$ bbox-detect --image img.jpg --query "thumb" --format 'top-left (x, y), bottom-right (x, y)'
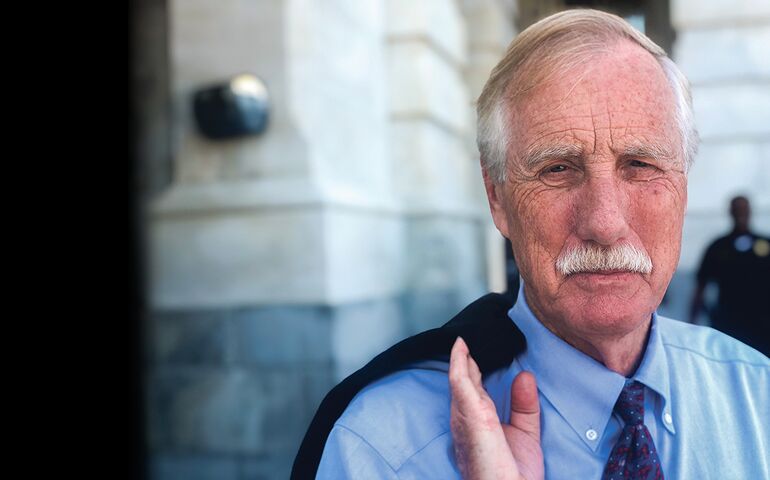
top-left (509, 371), bottom-right (541, 440)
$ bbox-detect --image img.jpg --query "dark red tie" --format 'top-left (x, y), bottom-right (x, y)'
top-left (601, 381), bottom-right (664, 480)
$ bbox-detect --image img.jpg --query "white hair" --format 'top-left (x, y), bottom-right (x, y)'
top-left (556, 243), bottom-right (653, 276)
top-left (477, 9), bottom-right (699, 184)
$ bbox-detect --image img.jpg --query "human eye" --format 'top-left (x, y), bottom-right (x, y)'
top-left (539, 162), bottom-right (581, 186)
top-left (624, 158), bottom-right (662, 181)
top-left (630, 159), bottom-right (653, 168)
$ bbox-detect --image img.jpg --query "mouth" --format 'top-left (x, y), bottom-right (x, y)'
top-left (568, 270), bottom-right (641, 287)
top-left (572, 269), bottom-right (637, 276)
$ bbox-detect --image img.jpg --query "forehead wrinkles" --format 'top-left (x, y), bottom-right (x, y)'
top-left (508, 48), bottom-right (679, 164)
top-left (519, 83), bottom-right (671, 136)
top-left (514, 109), bottom-right (672, 156)
top-left (523, 109), bottom-right (666, 143)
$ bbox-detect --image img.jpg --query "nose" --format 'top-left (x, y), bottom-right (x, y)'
top-left (574, 177), bottom-right (631, 246)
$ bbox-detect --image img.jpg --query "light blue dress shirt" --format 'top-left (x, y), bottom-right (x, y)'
top-left (317, 284), bottom-right (770, 479)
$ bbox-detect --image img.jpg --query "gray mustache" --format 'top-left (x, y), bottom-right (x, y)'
top-left (556, 243), bottom-right (653, 276)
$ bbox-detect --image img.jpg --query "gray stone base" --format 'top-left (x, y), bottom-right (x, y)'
top-left (144, 286), bottom-right (482, 479)
top-left (149, 453), bottom-right (294, 480)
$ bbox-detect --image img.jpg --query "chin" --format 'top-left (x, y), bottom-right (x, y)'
top-left (574, 300), bottom-right (650, 334)
top-left (557, 276), bottom-right (660, 334)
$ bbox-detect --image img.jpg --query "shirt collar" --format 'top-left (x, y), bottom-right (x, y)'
top-left (508, 281), bottom-right (673, 451)
top-left (633, 308), bottom-right (675, 434)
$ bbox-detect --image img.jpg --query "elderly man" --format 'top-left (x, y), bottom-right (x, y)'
top-left (294, 9), bottom-right (769, 479)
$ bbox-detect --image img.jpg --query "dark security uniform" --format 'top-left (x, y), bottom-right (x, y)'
top-left (696, 231), bottom-right (770, 356)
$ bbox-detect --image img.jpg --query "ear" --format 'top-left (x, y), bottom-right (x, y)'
top-left (482, 168), bottom-right (511, 240)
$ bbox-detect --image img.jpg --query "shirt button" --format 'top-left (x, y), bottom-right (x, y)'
top-left (663, 413), bottom-right (673, 425)
top-left (586, 429), bottom-right (598, 441)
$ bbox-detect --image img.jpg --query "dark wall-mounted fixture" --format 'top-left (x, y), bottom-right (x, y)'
top-left (193, 73), bottom-right (270, 140)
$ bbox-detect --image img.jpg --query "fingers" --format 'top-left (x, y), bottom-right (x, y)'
top-left (449, 336), bottom-right (470, 377)
top-left (467, 344), bottom-right (483, 388)
top-left (449, 337), bottom-right (486, 399)
top-left (450, 337), bottom-right (522, 479)
top-left (509, 371), bottom-right (541, 440)
top-left (449, 337), bottom-right (473, 398)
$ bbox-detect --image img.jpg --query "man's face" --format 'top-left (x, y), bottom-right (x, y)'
top-left (485, 41), bottom-right (687, 345)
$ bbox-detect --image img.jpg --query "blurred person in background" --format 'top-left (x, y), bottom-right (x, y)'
top-left (294, 9), bottom-right (770, 479)
top-left (689, 195), bottom-right (770, 356)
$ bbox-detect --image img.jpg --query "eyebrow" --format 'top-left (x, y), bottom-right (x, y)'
top-left (615, 141), bottom-right (676, 163)
top-left (521, 144), bottom-right (584, 170)
top-left (520, 140), bottom-right (677, 171)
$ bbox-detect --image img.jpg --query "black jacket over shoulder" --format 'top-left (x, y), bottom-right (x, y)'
top-left (291, 292), bottom-right (526, 479)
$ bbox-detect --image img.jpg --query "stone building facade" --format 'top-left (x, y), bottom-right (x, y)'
top-left (140, 1), bottom-right (515, 478)
top-left (131, 0), bottom-right (769, 478)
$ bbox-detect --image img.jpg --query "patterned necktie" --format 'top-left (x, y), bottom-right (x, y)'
top-left (601, 381), bottom-right (664, 480)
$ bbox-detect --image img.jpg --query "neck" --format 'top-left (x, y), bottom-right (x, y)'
top-left (559, 323), bottom-right (651, 376)
top-left (524, 292), bottom-right (652, 377)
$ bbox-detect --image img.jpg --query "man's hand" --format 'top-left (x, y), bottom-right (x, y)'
top-left (449, 337), bottom-right (544, 480)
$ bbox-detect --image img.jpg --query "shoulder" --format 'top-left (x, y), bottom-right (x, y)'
top-left (656, 316), bottom-right (769, 461)
top-left (333, 362), bottom-right (453, 470)
top-left (657, 315), bottom-right (769, 368)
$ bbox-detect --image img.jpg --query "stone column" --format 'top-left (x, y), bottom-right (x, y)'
top-left (146, 1), bottom-right (402, 478)
top-left (462, 0), bottom-right (517, 293)
top-left (385, 0), bottom-right (494, 335)
top-left (144, 1), bottom-right (518, 478)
